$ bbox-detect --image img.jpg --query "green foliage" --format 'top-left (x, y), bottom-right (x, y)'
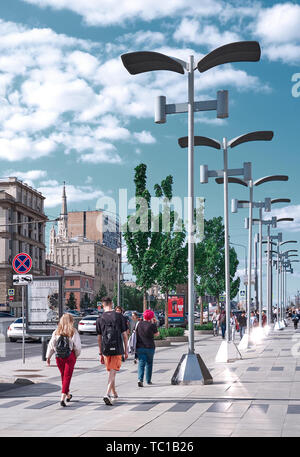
top-left (194, 322), bottom-right (213, 331)
top-left (67, 292), bottom-right (76, 310)
top-left (159, 327), bottom-right (185, 338)
top-left (195, 216), bottom-right (240, 302)
top-left (113, 283), bottom-right (144, 312)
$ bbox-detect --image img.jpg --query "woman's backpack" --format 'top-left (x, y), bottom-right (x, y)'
top-left (55, 335), bottom-right (71, 359)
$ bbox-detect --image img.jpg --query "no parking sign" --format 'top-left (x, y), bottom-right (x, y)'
top-left (12, 253), bottom-right (32, 274)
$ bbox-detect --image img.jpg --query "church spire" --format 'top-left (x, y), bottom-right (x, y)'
top-left (58, 182), bottom-right (68, 241)
top-left (61, 181), bottom-right (67, 216)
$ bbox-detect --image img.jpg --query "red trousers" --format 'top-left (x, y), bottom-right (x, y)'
top-left (56, 351), bottom-right (76, 394)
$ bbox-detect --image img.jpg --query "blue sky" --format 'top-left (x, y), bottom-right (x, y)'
top-left (0, 0), bottom-right (300, 302)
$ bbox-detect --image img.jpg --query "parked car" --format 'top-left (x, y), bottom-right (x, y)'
top-left (78, 315), bottom-right (98, 334)
top-left (0, 312), bottom-right (14, 318)
top-left (65, 309), bottom-right (81, 317)
top-left (7, 318), bottom-right (39, 342)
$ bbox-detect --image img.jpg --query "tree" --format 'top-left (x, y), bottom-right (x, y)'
top-left (195, 216), bottom-right (240, 312)
top-left (123, 164), bottom-right (162, 312)
top-left (66, 292), bottom-right (76, 310)
top-left (93, 284), bottom-right (107, 306)
top-left (113, 283), bottom-right (144, 312)
top-left (154, 176), bottom-right (187, 327)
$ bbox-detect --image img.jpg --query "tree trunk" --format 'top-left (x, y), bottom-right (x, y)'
top-left (143, 290), bottom-right (147, 312)
top-left (200, 296), bottom-right (204, 325)
top-left (217, 297), bottom-right (220, 313)
top-left (165, 291), bottom-right (169, 329)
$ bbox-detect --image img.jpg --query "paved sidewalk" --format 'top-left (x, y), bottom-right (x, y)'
top-left (1, 323), bottom-right (300, 437)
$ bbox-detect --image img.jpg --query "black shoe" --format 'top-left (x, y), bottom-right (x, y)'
top-left (138, 381), bottom-right (143, 387)
top-left (103, 396), bottom-right (113, 406)
top-left (66, 394), bottom-right (72, 402)
top-left (147, 382), bottom-right (153, 385)
top-left (60, 400), bottom-right (67, 407)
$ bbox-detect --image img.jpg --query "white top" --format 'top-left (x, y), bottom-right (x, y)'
top-left (46, 329), bottom-right (81, 359)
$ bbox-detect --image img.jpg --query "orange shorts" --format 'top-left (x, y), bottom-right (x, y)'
top-left (104, 355), bottom-right (122, 372)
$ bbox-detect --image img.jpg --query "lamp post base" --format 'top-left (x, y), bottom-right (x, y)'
top-left (274, 321), bottom-right (284, 331)
top-left (171, 353), bottom-right (213, 385)
top-left (238, 333), bottom-right (253, 351)
top-left (215, 340), bottom-right (242, 363)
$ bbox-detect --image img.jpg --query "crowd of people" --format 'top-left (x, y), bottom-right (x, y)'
top-left (212, 308), bottom-right (267, 341)
top-left (46, 297), bottom-right (159, 407)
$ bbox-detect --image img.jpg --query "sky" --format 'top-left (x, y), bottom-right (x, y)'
top-left (0, 0), bottom-right (300, 303)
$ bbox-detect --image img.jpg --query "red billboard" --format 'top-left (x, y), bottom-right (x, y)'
top-left (167, 295), bottom-right (185, 325)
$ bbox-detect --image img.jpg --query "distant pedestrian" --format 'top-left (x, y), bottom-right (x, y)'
top-left (96, 297), bottom-right (128, 406)
top-left (219, 310), bottom-right (226, 339)
top-left (250, 311), bottom-right (258, 328)
top-left (136, 309), bottom-right (159, 387)
top-left (238, 311), bottom-right (247, 340)
top-left (115, 305), bottom-right (130, 362)
top-left (46, 313), bottom-right (81, 407)
top-left (230, 312), bottom-right (238, 341)
top-left (292, 310), bottom-right (299, 330)
top-left (212, 310), bottom-right (219, 336)
top-left (262, 311), bottom-right (267, 327)
top-left (129, 312), bottom-right (141, 364)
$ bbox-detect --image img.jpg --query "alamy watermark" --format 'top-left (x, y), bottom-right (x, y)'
top-left (95, 189), bottom-right (205, 242)
top-left (291, 73), bottom-right (300, 98)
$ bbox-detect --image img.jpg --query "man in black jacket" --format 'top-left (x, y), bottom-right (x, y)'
top-left (238, 311), bottom-right (247, 340)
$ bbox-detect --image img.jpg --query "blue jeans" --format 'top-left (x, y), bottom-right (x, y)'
top-left (220, 323), bottom-right (226, 339)
top-left (136, 347), bottom-right (155, 384)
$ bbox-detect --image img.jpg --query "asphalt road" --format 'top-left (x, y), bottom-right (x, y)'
top-left (2, 333), bottom-right (98, 362)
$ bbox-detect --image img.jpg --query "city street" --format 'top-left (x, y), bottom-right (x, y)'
top-left (1, 321), bottom-right (300, 437)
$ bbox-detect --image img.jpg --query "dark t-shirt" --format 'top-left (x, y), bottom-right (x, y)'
top-left (136, 321), bottom-right (158, 349)
top-left (96, 311), bottom-right (127, 355)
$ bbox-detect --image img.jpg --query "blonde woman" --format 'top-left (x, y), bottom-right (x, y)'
top-left (46, 313), bottom-right (81, 407)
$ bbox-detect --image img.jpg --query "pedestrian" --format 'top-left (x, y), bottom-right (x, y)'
top-left (292, 310), bottom-right (299, 330)
top-left (262, 311), bottom-right (267, 327)
top-left (250, 311), bottom-right (258, 328)
top-left (130, 312), bottom-right (141, 364)
top-left (115, 305), bottom-right (130, 362)
top-left (136, 309), bottom-right (159, 387)
top-left (219, 309), bottom-right (226, 339)
top-left (230, 312), bottom-right (237, 341)
top-left (96, 297), bottom-right (128, 406)
top-left (238, 311), bottom-right (247, 340)
top-left (212, 309), bottom-right (219, 336)
top-left (46, 313), bottom-right (81, 407)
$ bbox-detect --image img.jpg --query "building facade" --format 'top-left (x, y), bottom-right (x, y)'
top-left (0, 178), bottom-right (47, 308)
top-left (48, 184), bottom-right (119, 299)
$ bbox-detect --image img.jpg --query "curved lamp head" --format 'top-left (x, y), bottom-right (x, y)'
top-left (280, 240), bottom-right (297, 246)
top-left (254, 175), bottom-right (289, 186)
top-left (121, 51), bottom-right (185, 75)
top-left (271, 198), bottom-right (291, 204)
top-left (197, 41), bottom-right (261, 73)
top-left (215, 177), bottom-right (248, 186)
top-left (228, 130), bottom-right (273, 149)
top-left (178, 136), bottom-right (221, 149)
top-left (277, 218), bottom-right (294, 223)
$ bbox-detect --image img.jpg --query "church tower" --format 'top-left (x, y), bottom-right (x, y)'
top-left (57, 182), bottom-right (68, 241)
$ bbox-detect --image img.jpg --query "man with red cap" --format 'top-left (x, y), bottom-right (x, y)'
top-left (135, 309), bottom-right (159, 387)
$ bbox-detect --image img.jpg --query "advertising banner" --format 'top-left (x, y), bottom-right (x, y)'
top-left (167, 295), bottom-right (185, 326)
top-left (26, 277), bottom-right (63, 335)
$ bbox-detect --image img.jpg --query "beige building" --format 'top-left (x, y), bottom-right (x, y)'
top-left (0, 177), bottom-right (47, 307)
top-left (48, 184), bottom-right (119, 297)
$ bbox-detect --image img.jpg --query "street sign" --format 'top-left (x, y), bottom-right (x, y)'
top-left (219, 294), bottom-right (226, 302)
top-left (13, 274), bottom-right (33, 285)
top-left (239, 290), bottom-right (246, 298)
top-left (12, 253), bottom-right (32, 274)
top-left (9, 296), bottom-right (14, 301)
top-left (8, 289), bottom-right (14, 296)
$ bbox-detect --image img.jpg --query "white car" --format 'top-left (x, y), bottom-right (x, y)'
top-left (7, 318), bottom-right (39, 342)
top-left (78, 315), bottom-right (98, 334)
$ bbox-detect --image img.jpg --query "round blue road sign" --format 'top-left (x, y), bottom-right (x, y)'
top-left (12, 253), bottom-right (32, 274)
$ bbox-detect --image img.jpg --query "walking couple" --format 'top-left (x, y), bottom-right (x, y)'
top-left (46, 297), bottom-right (158, 407)
top-left (97, 298), bottom-right (159, 404)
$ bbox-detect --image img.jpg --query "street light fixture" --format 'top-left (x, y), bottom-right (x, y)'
top-left (182, 130), bottom-right (272, 362)
top-left (224, 174), bottom-right (289, 346)
top-left (121, 40), bottom-right (261, 383)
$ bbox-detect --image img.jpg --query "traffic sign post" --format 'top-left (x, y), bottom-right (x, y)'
top-left (12, 253), bottom-right (32, 365)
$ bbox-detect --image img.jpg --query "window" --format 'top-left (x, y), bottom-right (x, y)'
top-left (70, 279), bottom-right (74, 286)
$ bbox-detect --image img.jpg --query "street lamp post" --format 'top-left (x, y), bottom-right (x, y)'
top-left (230, 174), bottom-right (288, 347)
top-left (191, 131), bottom-right (272, 362)
top-left (121, 41), bottom-right (261, 383)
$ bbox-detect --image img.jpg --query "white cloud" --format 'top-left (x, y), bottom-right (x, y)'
top-left (21, 0), bottom-right (223, 26)
top-left (173, 18), bottom-right (241, 49)
top-left (254, 3), bottom-right (300, 44)
top-left (38, 182), bottom-right (106, 208)
top-left (133, 130), bottom-right (156, 144)
top-left (266, 205), bottom-right (300, 232)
